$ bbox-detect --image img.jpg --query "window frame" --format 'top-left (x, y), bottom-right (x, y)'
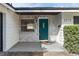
top-left (74, 16), bottom-right (79, 24)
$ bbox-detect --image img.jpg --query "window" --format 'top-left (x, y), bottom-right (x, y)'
top-left (21, 19), bottom-right (35, 32)
top-left (74, 16), bottom-right (79, 24)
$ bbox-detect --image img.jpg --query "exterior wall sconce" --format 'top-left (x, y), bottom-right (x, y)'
top-left (34, 19), bottom-right (37, 23)
top-left (58, 25), bottom-right (61, 28)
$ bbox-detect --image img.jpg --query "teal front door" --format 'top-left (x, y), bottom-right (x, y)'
top-left (39, 19), bottom-right (48, 40)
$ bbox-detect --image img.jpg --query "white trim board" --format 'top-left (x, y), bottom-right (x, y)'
top-left (16, 10), bottom-right (79, 12)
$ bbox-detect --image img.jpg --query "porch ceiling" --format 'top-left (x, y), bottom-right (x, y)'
top-left (16, 12), bottom-right (60, 15)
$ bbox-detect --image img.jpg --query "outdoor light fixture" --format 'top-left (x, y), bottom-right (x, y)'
top-left (58, 25), bottom-right (61, 28)
top-left (34, 19), bottom-right (37, 23)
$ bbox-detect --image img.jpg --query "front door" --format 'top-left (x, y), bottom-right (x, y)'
top-left (39, 19), bottom-right (48, 40)
top-left (0, 13), bottom-right (3, 51)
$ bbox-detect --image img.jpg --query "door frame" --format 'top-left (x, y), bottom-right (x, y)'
top-left (38, 17), bottom-right (49, 41)
top-left (0, 13), bottom-right (3, 51)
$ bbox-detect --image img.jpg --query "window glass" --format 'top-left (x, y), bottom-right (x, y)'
top-left (74, 16), bottom-right (79, 24)
top-left (21, 19), bottom-right (35, 32)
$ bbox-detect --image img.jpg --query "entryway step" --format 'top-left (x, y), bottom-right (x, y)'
top-left (0, 52), bottom-right (78, 56)
top-left (40, 41), bottom-right (48, 44)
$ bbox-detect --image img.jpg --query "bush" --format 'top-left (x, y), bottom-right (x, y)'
top-left (64, 25), bottom-right (79, 53)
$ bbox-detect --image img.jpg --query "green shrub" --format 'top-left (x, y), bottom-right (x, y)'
top-left (64, 25), bottom-right (79, 53)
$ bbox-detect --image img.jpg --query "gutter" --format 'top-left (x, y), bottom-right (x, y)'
top-left (14, 7), bottom-right (79, 10)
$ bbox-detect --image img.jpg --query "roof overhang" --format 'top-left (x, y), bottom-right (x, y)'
top-left (1, 3), bottom-right (15, 12)
top-left (2, 3), bottom-right (79, 13)
top-left (16, 12), bottom-right (60, 15)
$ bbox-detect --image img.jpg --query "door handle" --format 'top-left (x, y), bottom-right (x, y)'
top-left (43, 23), bottom-right (45, 29)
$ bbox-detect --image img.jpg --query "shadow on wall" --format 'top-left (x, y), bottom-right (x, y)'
top-left (49, 25), bottom-right (61, 43)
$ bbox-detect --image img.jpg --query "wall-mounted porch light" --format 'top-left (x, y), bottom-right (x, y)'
top-left (58, 25), bottom-right (61, 28)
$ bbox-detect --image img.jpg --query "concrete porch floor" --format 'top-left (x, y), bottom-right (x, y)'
top-left (0, 42), bottom-right (79, 56)
top-left (8, 42), bottom-right (65, 52)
